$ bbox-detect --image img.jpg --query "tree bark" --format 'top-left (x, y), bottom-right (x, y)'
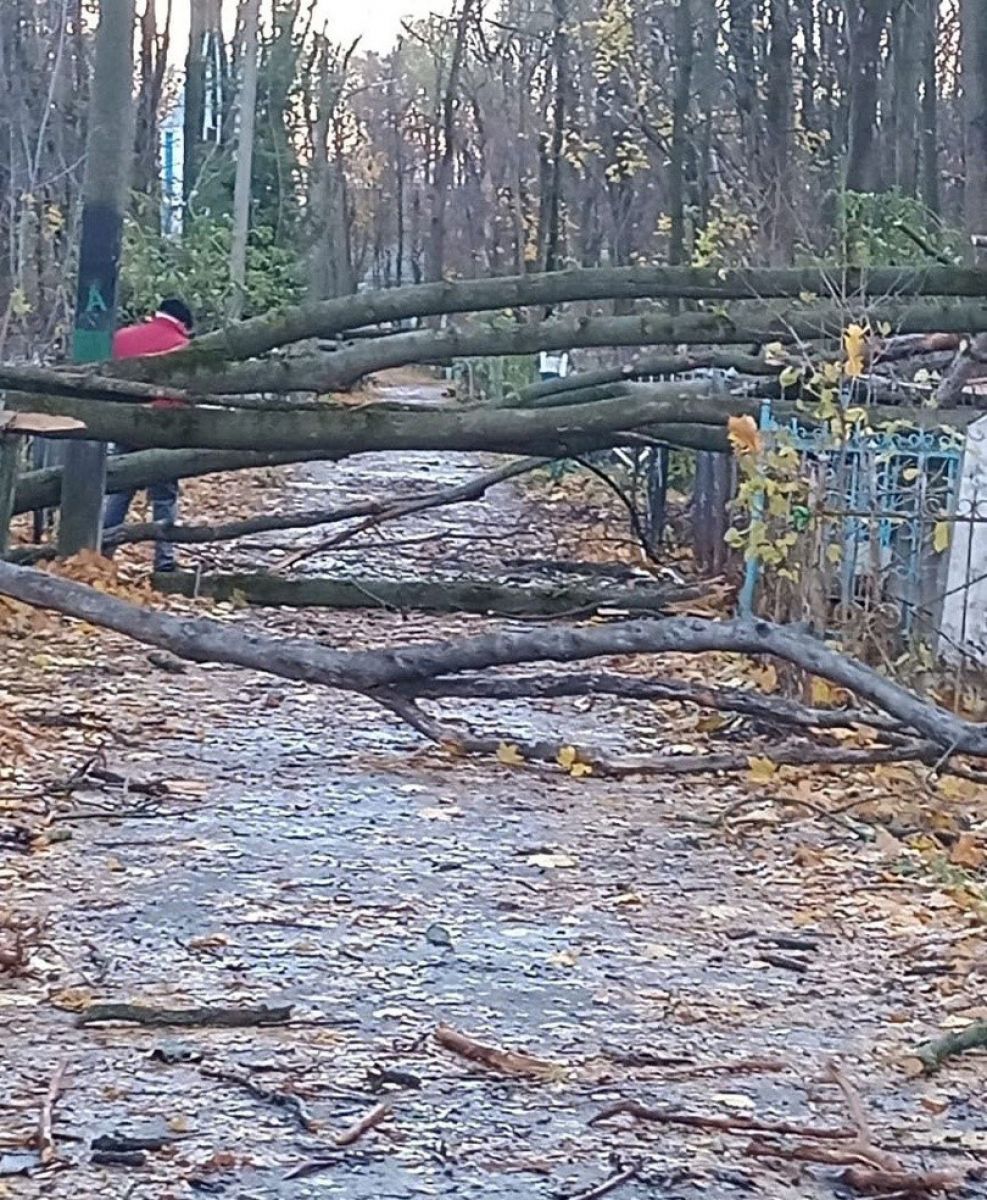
top-left (57, 0), bottom-right (137, 559)
top-left (154, 570), bottom-right (697, 617)
top-left (668, 0), bottom-right (694, 267)
top-left (115, 301), bottom-right (987, 394)
top-left (130, 265), bottom-right (987, 369)
top-left (962, 0), bottom-right (987, 246)
top-left (920, 0), bottom-right (940, 215)
top-left (228, 0), bottom-right (259, 319)
top-left (0, 559), bottom-right (985, 754)
top-left (845, 0), bottom-right (892, 192)
top-left (764, 0), bottom-right (794, 263)
top-left (3, 384), bottom-right (746, 453)
top-left (13, 448), bottom-right (312, 516)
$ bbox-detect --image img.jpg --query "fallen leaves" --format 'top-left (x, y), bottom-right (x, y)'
top-left (746, 755), bottom-right (778, 784)
top-left (496, 741), bottom-right (525, 766)
top-left (557, 744), bottom-right (593, 777)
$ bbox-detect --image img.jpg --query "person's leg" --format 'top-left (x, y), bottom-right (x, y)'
top-left (102, 444), bottom-right (135, 557)
top-left (102, 486), bottom-right (136, 555)
top-left (148, 478), bottom-right (179, 572)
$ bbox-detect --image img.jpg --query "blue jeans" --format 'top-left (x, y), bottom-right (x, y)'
top-left (103, 455), bottom-right (178, 572)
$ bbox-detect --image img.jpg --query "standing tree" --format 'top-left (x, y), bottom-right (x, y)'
top-left (962, 0), bottom-right (987, 252)
top-left (57, 0), bottom-right (137, 559)
top-left (229, 0), bottom-right (260, 318)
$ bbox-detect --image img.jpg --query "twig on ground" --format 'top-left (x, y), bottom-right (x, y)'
top-left (915, 1021), bottom-right (987, 1074)
top-left (376, 693), bottom-right (940, 779)
top-left (839, 1164), bottom-right (965, 1194)
top-left (565, 1163), bottom-right (640, 1200)
top-left (434, 1023), bottom-right (562, 1079)
top-left (199, 1065), bottom-right (317, 1132)
top-left (746, 1141), bottom-right (964, 1193)
top-left (757, 951), bottom-right (811, 974)
top-left (90, 1150), bottom-right (147, 1167)
top-left (589, 1099), bottom-right (857, 1141)
top-left (334, 1102), bottom-right (392, 1147)
top-left (37, 1059), bottom-right (68, 1164)
top-left (76, 1002), bottom-right (292, 1028)
top-left (283, 1104), bottom-right (392, 1180)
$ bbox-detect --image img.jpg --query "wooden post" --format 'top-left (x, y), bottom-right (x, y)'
top-left (0, 436), bottom-right (20, 558)
top-left (57, 0), bottom-right (137, 559)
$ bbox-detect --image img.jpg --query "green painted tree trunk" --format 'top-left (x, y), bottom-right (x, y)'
top-left (57, 0), bottom-right (137, 559)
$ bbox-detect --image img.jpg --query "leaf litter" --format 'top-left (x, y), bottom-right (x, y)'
top-left (1, 384), bottom-right (986, 1197)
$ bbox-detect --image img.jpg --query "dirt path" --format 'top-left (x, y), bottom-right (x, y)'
top-left (2, 382), bottom-right (984, 1197)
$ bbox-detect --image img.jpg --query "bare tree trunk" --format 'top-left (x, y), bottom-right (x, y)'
top-left (920, 0), bottom-right (940, 215)
top-left (962, 0), bottom-right (987, 248)
top-left (845, 0), bottom-right (892, 192)
top-left (183, 0), bottom-right (207, 207)
top-left (891, 0), bottom-right (920, 196)
top-left (57, 0), bottom-right (136, 559)
top-left (764, 0), bottom-right (794, 263)
top-left (425, 0), bottom-right (476, 282)
top-left (228, 0), bottom-right (259, 319)
top-left (668, 0), bottom-right (694, 267)
top-left (542, 0), bottom-right (567, 274)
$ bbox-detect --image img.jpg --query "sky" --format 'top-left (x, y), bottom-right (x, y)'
top-left (167, 0), bottom-right (448, 56)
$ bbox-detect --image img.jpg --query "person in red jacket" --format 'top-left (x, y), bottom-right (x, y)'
top-left (103, 297), bottom-right (193, 573)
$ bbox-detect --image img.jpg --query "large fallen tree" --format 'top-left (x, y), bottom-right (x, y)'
top-left (108, 264), bottom-right (987, 374)
top-left (1, 560), bottom-right (986, 780)
top-left (106, 301), bottom-right (987, 394)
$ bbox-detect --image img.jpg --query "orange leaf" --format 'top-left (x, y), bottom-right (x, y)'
top-left (727, 414), bottom-right (761, 455)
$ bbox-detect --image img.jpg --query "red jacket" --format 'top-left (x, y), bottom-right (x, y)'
top-left (113, 313), bottom-right (190, 408)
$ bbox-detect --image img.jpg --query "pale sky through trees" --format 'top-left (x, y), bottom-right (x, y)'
top-left (168, 0), bottom-right (449, 56)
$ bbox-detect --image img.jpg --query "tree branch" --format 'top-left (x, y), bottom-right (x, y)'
top-left (113, 264), bottom-right (987, 370)
top-left (113, 302), bottom-right (987, 393)
top-left (0, 561), bottom-right (984, 754)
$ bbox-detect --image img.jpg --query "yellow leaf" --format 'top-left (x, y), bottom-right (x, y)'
top-left (902, 466), bottom-right (920, 482)
top-left (778, 365), bottom-right (801, 388)
top-left (496, 742), bottom-right (525, 766)
top-left (727, 414), bottom-right (762, 456)
top-left (798, 290), bottom-right (817, 304)
top-left (750, 662), bottom-right (779, 693)
top-left (809, 676), bottom-right (838, 706)
top-left (933, 522), bottom-right (951, 554)
top-left (696, 712), bottom-right (728, 733)
top-left (557, 745), bottom-right (578, 770)
top-left (950, 833), bottom-right (985, 871)
top-left (843, 323), bottom-right (867, 378)
top-left (556, 744), bottom-right (593, 777)
top-left (746, 755), bottom-right (778, 784)
top-left (50, 986), bottom-right (93, 1012)
top-left (826, 542), bottom-right (842, 564)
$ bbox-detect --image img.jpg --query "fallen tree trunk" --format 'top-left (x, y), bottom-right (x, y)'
top-left (112, 302), bottom-right (987, 393)
top-left (3, 386), bottom-right (739, 453)
top-left (0, 560), bottom-right (984, 755)
top-left (154, 570), bottom-right (701, 616)
top-left (12, 448), bottom-right (313, 516)
top-left (115, 265), bottom-right (987, 370)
